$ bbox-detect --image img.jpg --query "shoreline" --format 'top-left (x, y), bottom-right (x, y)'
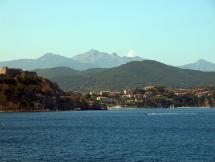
top-left (107, 106), bottom-right (212, 110)
top-left (0, 107), bottom-right (213, 113)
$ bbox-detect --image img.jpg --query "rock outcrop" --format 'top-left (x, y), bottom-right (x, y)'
top-left (0, 68), bottom-right (106, 112)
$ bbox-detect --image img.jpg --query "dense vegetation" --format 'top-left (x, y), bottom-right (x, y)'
top-left (35, 60), bottom-right (215, 92)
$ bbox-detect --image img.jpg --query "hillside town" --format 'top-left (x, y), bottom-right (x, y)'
top-left (70, 86), bottom-right (215, 109)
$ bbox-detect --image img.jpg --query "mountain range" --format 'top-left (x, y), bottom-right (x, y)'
top-left (0, 49), bottom-right (143, 70)
top-left (0, 53), bottom-right (96, 70)
top-left (1, 50), bottom-right (215, 91)
top-left (35, 60), bottom-right (215, 91)
top-left (1, 49), bottom-right (215, 72)
top-left (180, 59), bottom-right (215, 72)
top-left (73, 49), bottom-right (143, 68)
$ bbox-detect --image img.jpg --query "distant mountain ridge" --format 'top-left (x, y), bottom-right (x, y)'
top-left (0, 53), bottom-right (97, 70)
top-left (73, 49), bottom-right (143, 68)
top-left (0, 50), bottom-right (143, 70)
top-left (35, 60), bottom-right (215, 91)
top-left (180, 59), bottom-right (215, 72)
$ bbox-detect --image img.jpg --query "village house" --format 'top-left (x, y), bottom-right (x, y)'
top-left (144, 86), bottom-right (156, 90)
top-left (123, 89), bottom-right (133, 95)
top-left (123, 94), bottom-right (134, 99)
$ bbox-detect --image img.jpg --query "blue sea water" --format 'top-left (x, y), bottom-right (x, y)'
top-left (1, 108), bottom-right (215, 162)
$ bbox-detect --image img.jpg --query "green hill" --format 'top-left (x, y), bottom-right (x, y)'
top-left (34, 66), bottom-right (81, 78)
top-left (36, 60), bottom-right (215, 91)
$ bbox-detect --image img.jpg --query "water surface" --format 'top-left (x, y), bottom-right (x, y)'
top-left (1, 108), bottom-right (215, 162)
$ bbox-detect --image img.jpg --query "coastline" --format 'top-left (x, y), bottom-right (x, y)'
top-left (0, 106), bottom-right (213, 113)
top-left (107, 106), bottom-right (213, 110)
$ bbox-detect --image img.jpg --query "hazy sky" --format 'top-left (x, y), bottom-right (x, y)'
top-left (0, 0), bottom-right (215, 65)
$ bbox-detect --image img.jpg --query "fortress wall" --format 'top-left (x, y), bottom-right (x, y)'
top-left (0, 67), bottom-right (7, 75)
top-left (0, 67), bottom-right (37, 77)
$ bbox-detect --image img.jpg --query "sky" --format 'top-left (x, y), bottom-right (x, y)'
top-left (0, 0), bottom-right (214, 65)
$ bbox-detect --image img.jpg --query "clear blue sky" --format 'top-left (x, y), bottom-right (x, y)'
top-left (0, 0), bottom-right (214, 65)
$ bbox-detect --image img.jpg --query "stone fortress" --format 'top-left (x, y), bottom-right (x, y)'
top-left (0, 67), bottom-right (37, 77)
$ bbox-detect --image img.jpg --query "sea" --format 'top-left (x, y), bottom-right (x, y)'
top-left (1, 108), bottom-right (215, 162)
